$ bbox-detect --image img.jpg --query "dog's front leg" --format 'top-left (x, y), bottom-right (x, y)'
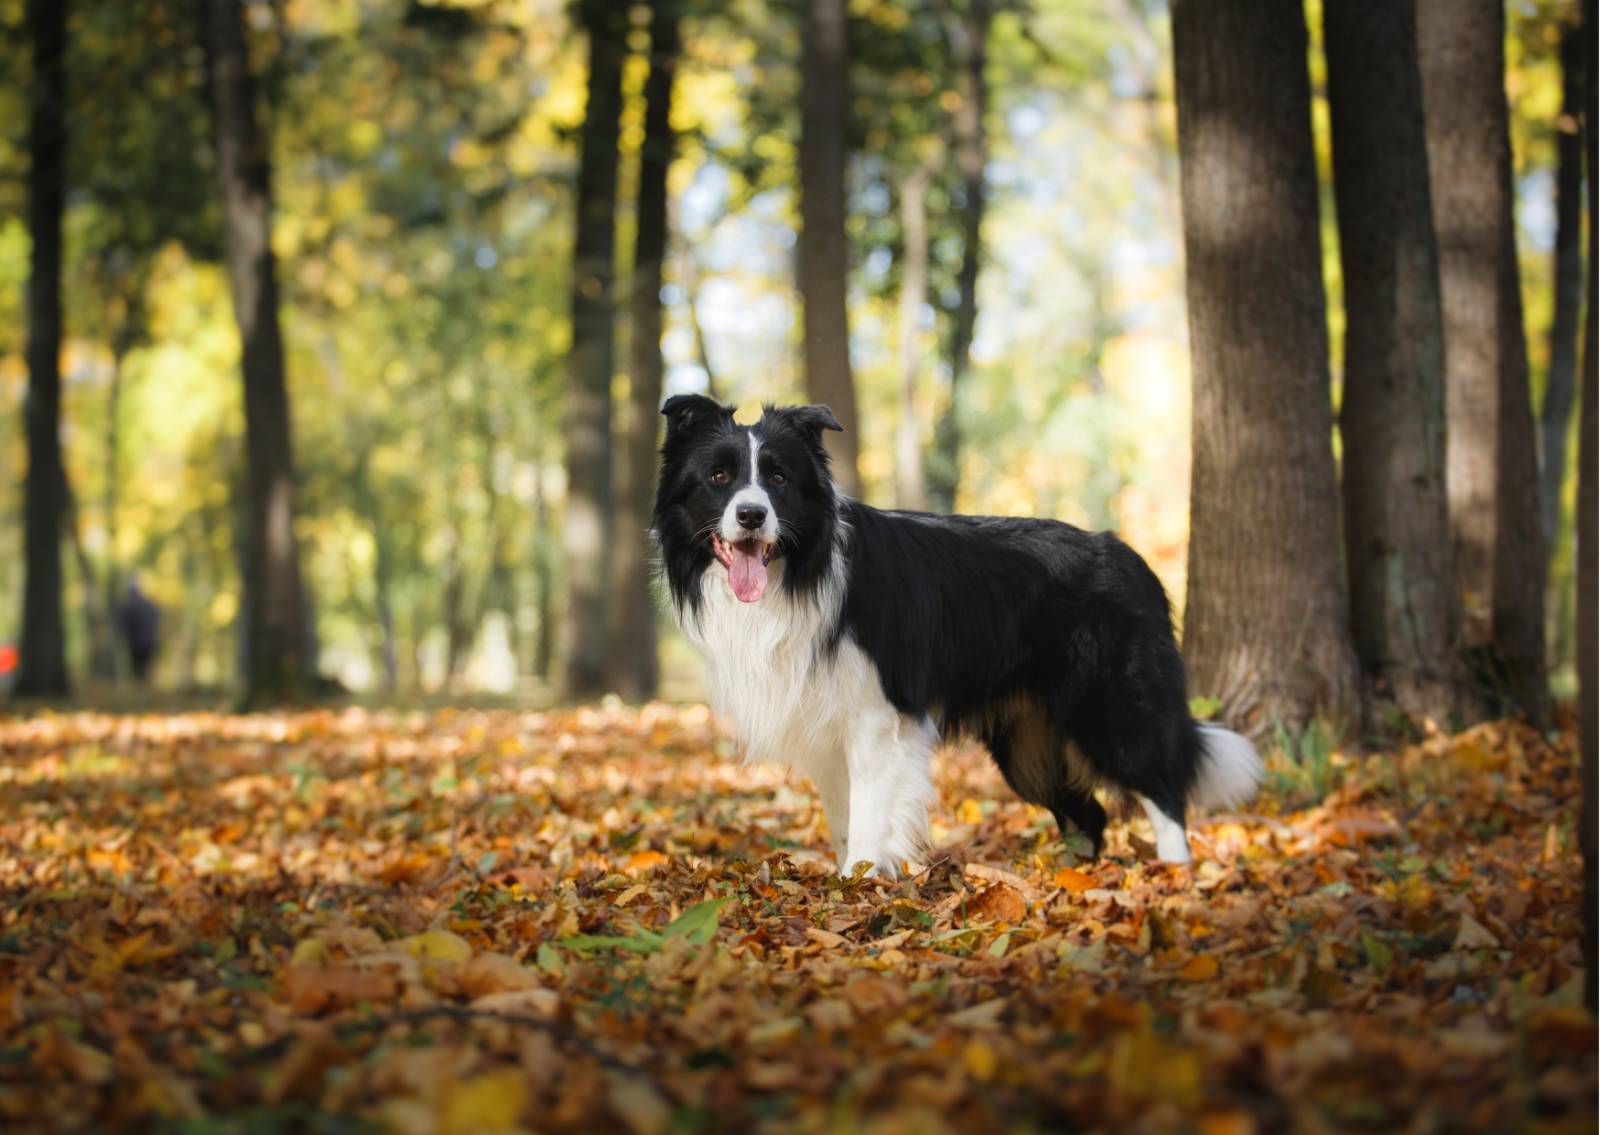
top-left (843, 710), bottom-right (936, 880)
top-left (813, 762), bottom-right (850, 870)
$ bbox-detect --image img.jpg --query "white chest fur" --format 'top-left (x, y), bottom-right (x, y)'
top-left (674, 561), bottom-right (937, 877)
top-left (676, 563), bottom-right (862, 778)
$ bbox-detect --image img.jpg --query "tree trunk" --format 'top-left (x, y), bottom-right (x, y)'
top-left (1170, 0), bottom-right (1359, 728)
top-left (609, 0), bottom-right (680, 702)
top-left (563, 0), bottom-right (628, 700)
top-left (354, 454), bottom-right (397, 694)
top-left (894, 164), bottom-right (931, 511)
top-left (533, 465), bottom-right (555, 685)
top-left (102, 326), bottom-right (134, 682)
top-left (201, 0), bottom-right (313, 707)
top-left (1324, 0), bottom-right (1466, 724)
top-left (62, 468), bottom-right (114, 685)
top-left (1575, 0), bottom-right (1596, 1016)
top-left (799, 0), bottom-right (861, 493)
top-left (1539, 20), bottom-right (1586, 553)
top-left (14, 0), bottom-right (70, 699)
top-left (1417, 0), bottom-right (1548, 720)
top-left (929, 0), bottom-right (989, 516)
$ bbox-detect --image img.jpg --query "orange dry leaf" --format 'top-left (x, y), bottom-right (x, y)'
top-left (1053, 867), bottom-right (1095, 894)
top-left (966, 883), bottom-right (1027, 925)
top-left (624, 849), bottom-right (669, 874)
top-left (1176, 954), bottom-right (1219, 982)
top-left (458, 952), bottom-right (542, 998)
top-left (281, 964), bottom-right (399, 1015)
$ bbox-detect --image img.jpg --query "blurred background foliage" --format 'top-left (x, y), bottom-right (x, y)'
top-left (0, 0), bottom-right (1585, 701)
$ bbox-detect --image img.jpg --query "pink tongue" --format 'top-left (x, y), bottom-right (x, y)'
top-left (728, 545), bottom-right (768, 603)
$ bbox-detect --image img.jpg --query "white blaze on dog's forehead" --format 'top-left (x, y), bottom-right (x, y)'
top-left (720, 427), bottom-right (779, 543)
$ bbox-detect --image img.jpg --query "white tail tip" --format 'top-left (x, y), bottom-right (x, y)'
top-left (1192, 723), bottom-right (1264, 811)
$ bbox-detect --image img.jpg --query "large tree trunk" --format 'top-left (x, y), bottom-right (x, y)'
top-left (1417, 0), bottom-right (1548, 720)
top-left (1170, 0), bottom-right (1359, 728)
top-left (1538, 20), bottom-right (1586, 552)
top-left (14, 0), bottom-right (70, 700)
top-left (894, 164), bottom-right (931, 511)
top-left (929, 0), bottom-right (989, 516)
top-left (1576, 0), bottom-right (1596, 1016)
top-left (563, 0), bottom-right (628, 700)
top-left (201, 0), bottom-right (313, 707)
top-left (1324, 0), bottom-right (1466, 725)
top-left (609, 0), bottom-right (680, 703)
top-left (798, 0), bottom-right (861, 493)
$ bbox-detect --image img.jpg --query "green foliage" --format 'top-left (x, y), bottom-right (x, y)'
top-left (1265, 717), bottom-right (1345, 806)
top-left (560, 898), bottom-right (730, 954)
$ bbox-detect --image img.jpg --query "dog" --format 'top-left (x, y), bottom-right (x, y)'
top-left (651, 395), bottom-right (1262, 877)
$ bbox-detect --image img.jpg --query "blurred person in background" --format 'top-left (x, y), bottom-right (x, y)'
top-left (118, 576), bottom-right (160, 683)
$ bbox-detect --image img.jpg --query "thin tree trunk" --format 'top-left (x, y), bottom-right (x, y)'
top-left (1417, 0), bottom-right (1548, 720)
top-left (1324, 0), bottom-right (1467, 724)
top-left (354, 454), bottom-right (397, 694)
top-left (1171, 0), bottom-right (1359, 728)
top-left (563, 0), bottom-right (628, 700)
top-left (201, 0), bottom-right (313, 707)
top-left (799, 0), bottom-right (861, 493)
top-left (930, 0), bottom-right (989, 516)
top-left (1575, 0), bottom-right (1596, 1015)
top-left (609, 0), bottom-right (680, 702)
top-left (102, 326), bottom-right (133, 682)
top-left (15, 0), bottom-right (69, 699)
top-left (1539, 21), bottom-right (1586, 551)
top-left (894, 164), bottom-right (931, 511)
top-left (61, 468), bottom-right (114, 684)
top-left (533, 465), bottom-right (555, 684)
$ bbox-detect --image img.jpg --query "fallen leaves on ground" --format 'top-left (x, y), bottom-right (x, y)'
top-left (0, 706), bottom-right (1592, 1133)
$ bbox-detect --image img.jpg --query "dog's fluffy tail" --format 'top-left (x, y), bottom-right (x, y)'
top-left (1191, 723), bottom-right (1264, 811)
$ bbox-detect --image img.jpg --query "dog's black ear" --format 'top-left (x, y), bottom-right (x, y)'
top-left (768, 403), bottom-right (844, 441)
top-left (661, 394), bottom-right (733, 440)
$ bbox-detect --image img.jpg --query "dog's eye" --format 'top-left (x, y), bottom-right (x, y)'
top-left (709, 469), bottom-right (731, 486)
top-left (768, 472), bottom-right (787, 487)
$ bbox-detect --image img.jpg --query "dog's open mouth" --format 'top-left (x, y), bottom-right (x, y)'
top-left (712, 533), bottom-right (776, 604)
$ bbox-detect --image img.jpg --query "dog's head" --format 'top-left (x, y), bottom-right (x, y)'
top-left (652, 396), bottom-right (843, 608)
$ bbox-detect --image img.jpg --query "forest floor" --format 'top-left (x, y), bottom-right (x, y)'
top-left (0, 705), bottom-right (1593, 1134)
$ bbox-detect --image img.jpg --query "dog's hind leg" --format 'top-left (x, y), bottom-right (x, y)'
top-left (986, 701), bottom-right (1107, 858)
top-left (1047, 787), bottom-right (1107, 859)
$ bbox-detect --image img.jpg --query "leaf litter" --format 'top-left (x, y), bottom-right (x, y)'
top-left (0, 705), bottom-right (1591, 1133)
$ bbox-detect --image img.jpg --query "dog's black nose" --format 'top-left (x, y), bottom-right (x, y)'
top-left (736, 503), bottom-right (768, 530)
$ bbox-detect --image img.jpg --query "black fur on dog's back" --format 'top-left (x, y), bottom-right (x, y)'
top-left (831, 502), bottom-right (1201, 853)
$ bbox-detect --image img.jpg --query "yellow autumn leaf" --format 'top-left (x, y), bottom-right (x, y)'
top-left (438, 1068), bottom-right (527, 1135)
top-left (962, 1038), bottom-right (998, 1081)
top-left (1177, 954), bottom-right (1219, 982)
top-left (398, 929), bottom-right (473, 963)
top-left (289, 937), bottom-right (329, 967)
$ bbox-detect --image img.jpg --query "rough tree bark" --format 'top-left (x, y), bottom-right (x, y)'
top-left (799, 0), bottom-right (861, 493)
top-left (1171, 0), bottom-right (1359, 728)
top-left (609, 0), bottom-right (681, 702)
top-left (1538, 19), bottom-right (1586, 551)
top-left (1417, 0), bottom-right (1548, 720)
top-left (1576, 0), bottom-right (1596, 1016)
top-left (929, 0), bottom-right (989, 516)
top-left (201, 0), bottom-right (314, 706)
top-left (894, 163), bottom-right (931, 511)
top-left (562, 0), bottom-right (628, 700)
top-left (14, 0), bottom-right (70, 699)
top-left (1324, 0), bottom-right (1466, 724)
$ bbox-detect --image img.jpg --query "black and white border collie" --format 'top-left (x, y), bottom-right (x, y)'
top-left (652, 396), bottom-right (1262, 877)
